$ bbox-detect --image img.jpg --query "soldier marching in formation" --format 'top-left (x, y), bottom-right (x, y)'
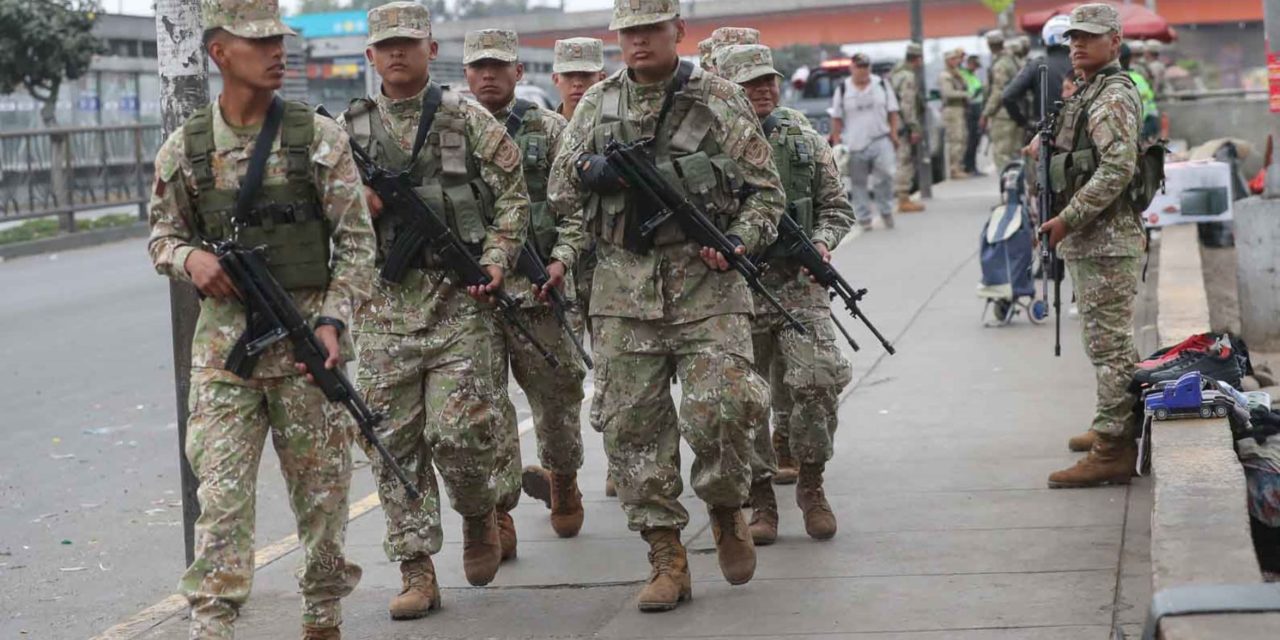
top-left (147, 0), bottom-right (1146, 636)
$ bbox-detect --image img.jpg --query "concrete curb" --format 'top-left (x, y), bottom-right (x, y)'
top-left (0, 221), bottom-right (149, 262)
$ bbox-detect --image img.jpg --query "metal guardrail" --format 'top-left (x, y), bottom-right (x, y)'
top-left (1162, 88), bottom-right (1269, 101)
top-left (0, 123), bottom-right (162, 230)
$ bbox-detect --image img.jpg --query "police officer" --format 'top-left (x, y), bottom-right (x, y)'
top-left (982, 30), bottom-right (1022, 170)
top-left (458, 28), bottom-right (590, 543)
top-left (889, 42), bottom-right (927, 214)
top-left (1037, 4), bottom-right (1145, 489)
top-left (718, 43), bottom-right (855, 545)
top-left (548, 0), bottom-right (782, 611)
top-left (339, 1), bottom-right (532, 618)
top-left (940, 48), bottom-right (969, 180)
top-left (146, 1), bottom-right (375, 637)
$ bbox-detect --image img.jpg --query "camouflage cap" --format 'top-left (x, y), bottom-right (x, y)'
top-left (711, 27), bottom-right (760, 51)
top-left (718, 44), bottom-right (782, 85)
top-left (202, 0), bottom-right (296, 39)
top-left (1128, 40), bottom-right (1146, 54)
top-left (985, 29), bottom-right (1004, 45)
top-left (609, 0), bottom-right (679, 31)
top-left (1145, 39), bottom-right (1163, 52)
top-left (1065, 2), bottom-right (1122, 37)
top-left (464, 29), bottom-right (519, 64)
top-left (698, 37), bottom-right (716, 71)
top-left (946, 47), bottom-right (965, 60)
top-left (904, 42), bottom-right (923, 57)
top-left (553, 37), bottom-right (604, 73)
top-left (366, 1), bottom-right (431, 46)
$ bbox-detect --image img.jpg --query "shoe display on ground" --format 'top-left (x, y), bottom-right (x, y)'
top-left (1131, 335), bottom-right (1243, 390)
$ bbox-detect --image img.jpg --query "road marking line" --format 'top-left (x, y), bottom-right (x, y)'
top-left (95, 381), bottom-right (596, 639)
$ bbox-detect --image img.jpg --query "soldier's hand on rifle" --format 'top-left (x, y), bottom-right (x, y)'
top-left (1039, 217), bottom-right (1068, 250)
top-left (801, 242), bottom-right (832, 282)
top-left (296, 324), bottom-right (341, 383)
top-left (534, 260), bottom-right (566, 303)
top-left (699, 241), bottom-right (744, 272)
top-left (185, 249), bottom-right (239, 299)
top-left (1024, 136), bottom-right (1041, 159)
top-left (979, 115), bottom-right (989, 132)
top-left (363, 186), bottom-right (384, 220)
top-left (468, 265), bottom-right (504, 304)
top-left (576, 154), bottom-right (626, 194)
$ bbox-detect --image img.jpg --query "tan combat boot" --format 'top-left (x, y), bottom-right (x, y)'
top-left (637, 528), bottom-right (692, 612)
top-left (521, 466), bottom-right (585, 538)
top-left (496, 509), bottom-right (517, 561)
top-left (1047, 434), bottom-right (1137, 488)
top-left (708, 506), bottom-right (757, 584)
top-left (898, 194), bottom-right (925, 213)
top-left (604, 474), bottom-right (618, 497)
top-left (797, 463), bottom-right (837, 540)
top-left (462, 511), bottom-right (502, 586)
top-left (388, 556), bottom-right (441, 620)
top-left (950, 169), bottom-right (969, 180)
top-left (772, 431), bottom-right (798, 485)
top-left (1067, 430), bottom-right (1097, 452)
top-left (302, 626), bottom-right (340, 640)
top-left (748, 479), bottom-right (779, 546)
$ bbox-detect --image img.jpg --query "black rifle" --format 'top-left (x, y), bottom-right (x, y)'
top-left (315, 106), bottom-right (559, 368)
top-left (603, 138), bottom-right (806, 334)
top-left (215, 241), bottom-right (420, 501)
top-left (772, 211), bottom-right (896, 355)
top-left (1035, 65), bottom-right (1062, 357)
top-left (515, 244), bottom-right (593, 369)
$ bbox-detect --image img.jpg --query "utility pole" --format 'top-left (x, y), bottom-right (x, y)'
top-left (154, 0), bottom-right (209, 567)
top-left (910, 0), bottom-right (932, 199)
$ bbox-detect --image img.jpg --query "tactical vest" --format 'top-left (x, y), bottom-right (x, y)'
top-left (1049, 67), bottom-right (1156, 217)
top-left (507, 100), bottom-right (558, 260)
top-left (586, 66), bottom-right (745, 249)
top-left (184, 100), bottom-right (329, 290)
top-left (345, 83), bottom-right (495, 265)
top-left (762, 111), bottom-right (816, 260)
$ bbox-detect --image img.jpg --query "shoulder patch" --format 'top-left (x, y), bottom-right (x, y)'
top-left (155, 130), bottom-right (186, 183)
top-left (743, 135), bottom-right (771, 168)
top-left (493, 136), bottom-right (521, 172)
top-left (310, 115), bottom-right (348, 168)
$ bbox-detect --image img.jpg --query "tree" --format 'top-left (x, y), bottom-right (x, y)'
top-left (0, 0), bottom-right (105, 127)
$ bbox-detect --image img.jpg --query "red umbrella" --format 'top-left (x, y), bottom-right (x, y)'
top-left (1020, 1), bottom-right (1176, 42)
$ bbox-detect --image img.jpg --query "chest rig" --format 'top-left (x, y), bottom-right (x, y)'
top-left (586, 63), bottom-right (746, 251)
top-left (760, 111), bottom-right (816, 260)
top-left (1048, 66), bottom-right (1140, 218)
top-left (184, 99), bottom-right (329, 290)
top-left (504, 98), bottom-right (558, 260)
top-left (346, 82), bottom-right (496, 266)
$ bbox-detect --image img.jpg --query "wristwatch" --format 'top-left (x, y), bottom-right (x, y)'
top-left (314, 316), bottom-right (346, 334)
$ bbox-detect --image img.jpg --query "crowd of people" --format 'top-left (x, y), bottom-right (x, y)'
top-left (145, 0), bottom-right (1158, 637)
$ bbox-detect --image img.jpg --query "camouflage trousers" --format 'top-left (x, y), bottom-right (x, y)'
top-left (1067, 256), bottom-right (1141, 438)
top-left (353, 312), bottom-right (509, 563)
top-left (749, 308), bottom-right (854, 481)
top-left (591, 313), bottom-right (769, 531)
top-left (989, 117), bottom-right (1023, 172)
top-left (181, 368), bottom-right (361, 638)
top-left (894, 138), bottom-right (917, 197)
top-left (494, 305), bottom-right (588, 511)
top-left (944, 105), bottom-right (967, 175)
top-left (575, 248), bottom-right (597, 342)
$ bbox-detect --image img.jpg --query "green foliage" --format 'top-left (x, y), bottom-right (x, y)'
top-left (0, 0), bottom-right (105, 123)
top-left (0, 213), bottom-right (139, 245)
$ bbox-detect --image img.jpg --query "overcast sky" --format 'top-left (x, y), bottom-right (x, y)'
top-left (110, 0), bottom-right (615, 16)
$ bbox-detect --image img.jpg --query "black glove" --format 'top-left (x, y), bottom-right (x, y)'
top-left (576, 154), bottom-right (626, 194)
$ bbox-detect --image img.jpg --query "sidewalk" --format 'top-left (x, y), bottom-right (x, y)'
top-left (130, 175), bottom-right (1152, 639)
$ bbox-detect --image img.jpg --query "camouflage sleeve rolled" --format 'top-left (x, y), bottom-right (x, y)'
top-left (466, 102), bottom-right (530, 271)
top-left (807, 132), bottom-right (854, 250)
top-left (546, 86), bottom-right (601, 229)
top-left (311, 116), bottom-right (377, 323)
top-left (146, 130), bottom-right (198, 284)
top-left (713, 84), bottom-right (784, 253)
top-left (1061, 82), bottom-right (1140, 232)
top-left (542, 111), bottom-right (583, 270)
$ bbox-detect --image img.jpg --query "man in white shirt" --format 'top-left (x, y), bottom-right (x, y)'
top-left (830, 52), bottom-right (901, 230)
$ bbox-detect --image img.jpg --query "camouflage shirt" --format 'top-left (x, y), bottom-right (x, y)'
top-left (757, 119), bottom-right (853, 313)
top-left (1054, 63), bottom-right (1144, 259)
top-left (548, 65), bottom-right (786, 323)
top-left (147, 102), bottom-right (377, 377)
top-left (889, 64), bottom-right (923, 133)
top-left (982, 52), bottom-right (1019, 120)
top-left (343, 83), bottom-right (532, 334)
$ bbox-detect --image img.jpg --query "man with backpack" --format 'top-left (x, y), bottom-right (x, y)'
top-left (1037, 3), bottom-right (1146, 489)
top-left (830, 52), bottom-right (901, 230)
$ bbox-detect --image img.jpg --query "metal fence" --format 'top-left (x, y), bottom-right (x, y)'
top-left (0, 124), bottom-right (163, 230)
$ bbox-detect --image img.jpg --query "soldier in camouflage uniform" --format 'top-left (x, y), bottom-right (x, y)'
top-left (981, 30), bottom-right (1022, 170)
top-left (719, 44), bottom-right (855, 545)
top-left (707, 27), bottom-right (814, 132)
top-left (548, 0), bottom-right (782, 611)
top-left (940, 48), bottom-right (969, 180)
top-left (1038, 4), bottom-right (1144, 489)
top-left (146, 2), bottom-right (374, 638)
top-left (459, 29), bottom-right (590, 542)
top-left (889, 42), bottom-right (926, 214)
top-left (698, 37), bottom-right (716, 72)
top-left (339, 1), bottom-right (531, 619)
top-left (1144, 39), bottom-right (1167, 99)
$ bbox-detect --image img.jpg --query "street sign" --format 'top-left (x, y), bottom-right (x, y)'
top-left (982, 0), bottom-right (1015, 13)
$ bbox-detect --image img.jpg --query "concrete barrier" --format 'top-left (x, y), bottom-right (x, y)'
top-left (1234, 197), bottom-right (1280, 352)
top-left (1149, 224), bottom-right (1280, 638)
top-left (0, 221), bottom-right (149, 262)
